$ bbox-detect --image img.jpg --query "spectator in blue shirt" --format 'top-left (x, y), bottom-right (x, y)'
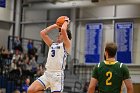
top-left (21, 78), bottom-right (30, 92)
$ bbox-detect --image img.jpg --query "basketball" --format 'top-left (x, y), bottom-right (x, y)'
top-left (56, 16), bottom-right (66, 28)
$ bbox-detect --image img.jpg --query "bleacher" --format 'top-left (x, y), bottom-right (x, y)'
top-left (0, 36), bottom-right (46, 93)
top-left (64, 70), bottom-right (83, 93)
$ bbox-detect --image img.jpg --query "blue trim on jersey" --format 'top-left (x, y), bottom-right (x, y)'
top-left (61, 72), bottom-right (63, 92)
top-left (52, 91), bottom-right (61, 92)
top-left (61, 54), bottom-right (65, 70)
top-left (61, 43), bottom-right (67, 70)
top-left (37, 79), bottom-right (46, 88)
top-left (63, 43), bottom-right (68, 55)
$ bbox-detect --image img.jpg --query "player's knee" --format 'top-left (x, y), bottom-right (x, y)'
top-left (27, 86), bottom-right (35, 93)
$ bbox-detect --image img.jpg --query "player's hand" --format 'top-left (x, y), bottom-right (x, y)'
top-left (64, 16), bottom-right (70, 25)
top-left (53, 24), bottom-right (61, 32)
top-left (53, 24), bottom-right (59, 28)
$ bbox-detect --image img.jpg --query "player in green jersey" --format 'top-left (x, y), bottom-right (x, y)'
top-left (88, 42), bottom-right (133, 93)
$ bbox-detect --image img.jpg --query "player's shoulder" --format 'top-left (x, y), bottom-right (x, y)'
top-left (95, 61), bottom-right (105, 68)
top-left (115, 61), bottom-right (128, 69)
top-left (116, 62), bottom-right (129, 73)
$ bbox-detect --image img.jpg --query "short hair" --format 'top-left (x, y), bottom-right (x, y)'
top-left (105, 42), bottom-right (117, 58)
top-left (59, 28), bottom-right (72, 40)
top-left (67, 29), bottom-right (72, 40)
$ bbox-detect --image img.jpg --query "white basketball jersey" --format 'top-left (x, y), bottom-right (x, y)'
top-left (45, 42), bottom-right (67, 71)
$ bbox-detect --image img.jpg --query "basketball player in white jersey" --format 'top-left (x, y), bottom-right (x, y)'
top-left (28, 16), bottom-right (72, 93)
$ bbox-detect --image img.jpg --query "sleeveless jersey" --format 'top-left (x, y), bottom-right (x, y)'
top-left (45, 42), bottom-right (67, 71)
top-left (92, 61), bottom-right (130, 93)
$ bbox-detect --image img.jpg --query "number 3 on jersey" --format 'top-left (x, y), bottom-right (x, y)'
top-left (51, 50), bottom-right (55, 57)
top-left (106, 71), bottom-right (112, 85)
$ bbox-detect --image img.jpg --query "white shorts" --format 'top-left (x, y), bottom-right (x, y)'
top-left (37, 71), bottom-right (64, 92)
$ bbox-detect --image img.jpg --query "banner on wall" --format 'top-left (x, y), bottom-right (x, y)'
top-left (0, 0), bottom-right (6, 8)
top-left (115, 22), bottom-right (133, 63)
top-left (85, 23), bottom-right (103, 63)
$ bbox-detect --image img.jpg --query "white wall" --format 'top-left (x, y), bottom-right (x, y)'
top-left (0, 0), bottom-right (13, 48)
top-left (22, 24), bottom-right (45, 40)
top-left (48, 9), bottom-right (71, 20)
top-left (76, 22), bottom-right (85, 63)
top-left (76, 6), bottom-right (115, 63)
top-left (0, 0), bottom-right (12, 21)
top-left (116, 5), bottom-right (140, 18)
top-left (133, 19), bottom-right (140, 64)
top-left (0, 22), bottom-right (11, 48)
top-left (75, 4), bottom-right (140, 64)
top-left (22, 9), bottom-right (47, 40)
top-left (80, 6), bottom-right (114, 18)
top-left (23, 9), bottom-right (47, 22)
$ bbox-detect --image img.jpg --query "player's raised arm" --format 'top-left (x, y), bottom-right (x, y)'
top-left (40, 24), bottom-right (58, 47)
top-left (61, 17), bottom-right (71, 53)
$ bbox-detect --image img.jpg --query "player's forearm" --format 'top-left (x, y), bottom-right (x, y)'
top-left (127, 87), bottom-right (134, 93)
top-left (41, 24), bottom-right (58, 34)
top-left (87, 87), bottom-right (95, 93)
top-left (127, 90), bottom-right (133, 93)
top-left (61, 21), bottom-right (68, 36)
top-left (61, 21), bottom-right (68, 31)
top-left (40, 24), bottom-right (57, 46)
top-left (124, 79), bottom-right (134, 93)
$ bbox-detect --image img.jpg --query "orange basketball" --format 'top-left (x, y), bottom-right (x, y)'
top-left (56, 16), bottom-right (66, 28)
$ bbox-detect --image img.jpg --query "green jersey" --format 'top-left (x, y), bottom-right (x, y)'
top-left (92, 61), bottom-right (130, 93)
